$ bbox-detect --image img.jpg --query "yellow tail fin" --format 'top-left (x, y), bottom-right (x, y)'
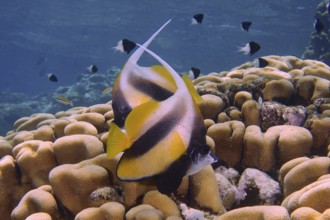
top-left (182, 74), bottom-right (203, 103)
top-left (107, 122), bottom-right (130, 159)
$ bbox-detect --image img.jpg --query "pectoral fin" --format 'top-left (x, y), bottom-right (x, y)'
top-left (107, 122), bottom-right (130, 159)
top-left (125, 100), bottom-right (160, 138)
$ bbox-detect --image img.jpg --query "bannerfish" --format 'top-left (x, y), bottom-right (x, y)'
top-left (47, 73), bottom-right (58, 82)
top-left (191, 13), bottom-right (204, 25)
top-left (111, 19), bottom-right (177, 127)
top-left (55, 96), bottom-right (73, 106)
top-left (187, 67), bottom-right (201, 80)
top-left (256, 57), bottom-right (268, 68)
top-left (241, 21), bottom-right (252, 32)
top-left (107, 45), bottom-right (216, 194)
top-left (314, 18), bottom-right (324, 33)
top-left (238, 41), bottom-right (261, 56)
top-left (114, 39), bottom-right (137, 54)
top-left (87, 64), bottom-right (98, 73)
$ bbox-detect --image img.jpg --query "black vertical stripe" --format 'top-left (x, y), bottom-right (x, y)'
top-left (155, 154), bottom-right (191, 194)
top-left (112, 85), bottom-right (132, 128)
top-left (128, 73), bottom-right (174, 101)
top-left (186, 113), bottom-right (208, 158)
top-left (124, 103), bottom-right (186, 158)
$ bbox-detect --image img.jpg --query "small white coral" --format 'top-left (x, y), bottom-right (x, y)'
top-left (179, 203), bottom-right (205, 220)
top-left (236, 168), bottom-right (281, 205)
top-left (214, 166), bottom-right (240, 184)
top-left (215, 173), bottom-right (239, 210)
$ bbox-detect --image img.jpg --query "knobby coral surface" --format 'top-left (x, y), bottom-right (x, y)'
top-left (0, 55), bottom-right (330, 219)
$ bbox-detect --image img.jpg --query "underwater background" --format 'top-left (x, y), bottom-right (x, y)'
top-left (2, 1), bottom-right (330, 219)
top-left (0, 0), bottom-right (322, 135)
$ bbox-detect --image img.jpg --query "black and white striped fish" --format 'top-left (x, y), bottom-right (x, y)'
top-left (107, 20), bottom-right (216, 194)
top-left (111, 19), bottom-right (177, 128)
top-left (238, 41), bottom-right (261, 56)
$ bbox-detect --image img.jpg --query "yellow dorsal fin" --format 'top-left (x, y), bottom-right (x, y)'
top-left (182, 74), bottom-right (203, 103)
top-left (107, 122), bottom-right (130, 159)
top-left (125, 100), bottom-right (160, 138)
top-left (151, 65), bottom-right (177, 89)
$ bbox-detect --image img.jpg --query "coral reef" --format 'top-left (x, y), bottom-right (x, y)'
top-left (0, 67), bottom-right (120, 136)
top-left (303, 0), bottom-right (330, 66)
top-left (0, 55), bottom-right (330, 219)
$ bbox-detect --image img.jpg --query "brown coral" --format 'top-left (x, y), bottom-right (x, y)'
top-left (0, 138), bottom-right (13, 158)
top-left (243, 125), bottom-right (312, 172)
top-left (214, 205), bottom-right (290, 220)
top-left (52, 134), bottom-right (104, 164)
top-left (282, 174), bottom-right (330, 213)
top-left (207, 121), bottom-right (245, 167)
top-left (198, 94), bottom-right (226, 120)
top-left (280, 157), bottom-right (330, 197)
top-left (1, 55), bottom-right (330, 219)
top-left (11, 185), bottom-right (59, 220)
top-left (125, 204), bottom-right (160, 220)
top-left (189, 165), bottom-right (226, 213)
top-left (75, 202), bottom-right (125, 220)
top-left (142, 190), bottom-right (181, 218)
top-left (13, 140), bottom-right (57, 187)
top-left (14, 113), bottom-right (56, 132)
top-left (49, 160), bottom-right (110, 215)
top-left (291, 207), bottom-right (330, 220)
top-left (25, 212), bottom-right (52, 220)
top-left (0, 155), bottom-right (30, 220)
top-left (64, 121), bottom-right (98, 136)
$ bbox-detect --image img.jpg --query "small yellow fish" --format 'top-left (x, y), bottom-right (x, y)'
top-left (55, 96), bottom-right (73, 106)
top-left (102, 87), bottom-right (113, 95)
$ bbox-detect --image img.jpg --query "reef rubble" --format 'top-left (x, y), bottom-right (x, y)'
top-left (1, 55), bottom-right (330, 220)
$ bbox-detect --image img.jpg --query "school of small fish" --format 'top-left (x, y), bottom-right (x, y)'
top-left (42, 10), bottom-right (327, 92)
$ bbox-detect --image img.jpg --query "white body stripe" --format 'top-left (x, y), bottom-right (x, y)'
top-left (136, 45), bottom-right (199, 148)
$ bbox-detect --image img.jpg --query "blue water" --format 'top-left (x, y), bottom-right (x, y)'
top-left (0, 0), bottom-right (321, 96)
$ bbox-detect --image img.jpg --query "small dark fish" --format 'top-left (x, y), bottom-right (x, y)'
top-left (47, 73), bottom-right (58, 82)
top-left (314, 18), bottom-right (324, 33)
top-left (238, 41), bottom-right (261, 56)
top-left (257, 57), bottom-right (268, 67)
top-left (114, 39), bottom-right (137, 54)
top-left (87, 64), bottom-right (98, 73)
top-left (241, 21), bottom-right (252, 32)
top-left (192, 13), bottom-right (204, 25)
top-left (327, 2), bottom-right (330, 14)
top-left (188, 67), bottom-right (201, 80)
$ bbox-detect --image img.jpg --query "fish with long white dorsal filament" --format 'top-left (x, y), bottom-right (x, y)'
top-left (107, 19), bottom-right (216, 194)
top-left (111, 19), bottom-right (177, 128)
